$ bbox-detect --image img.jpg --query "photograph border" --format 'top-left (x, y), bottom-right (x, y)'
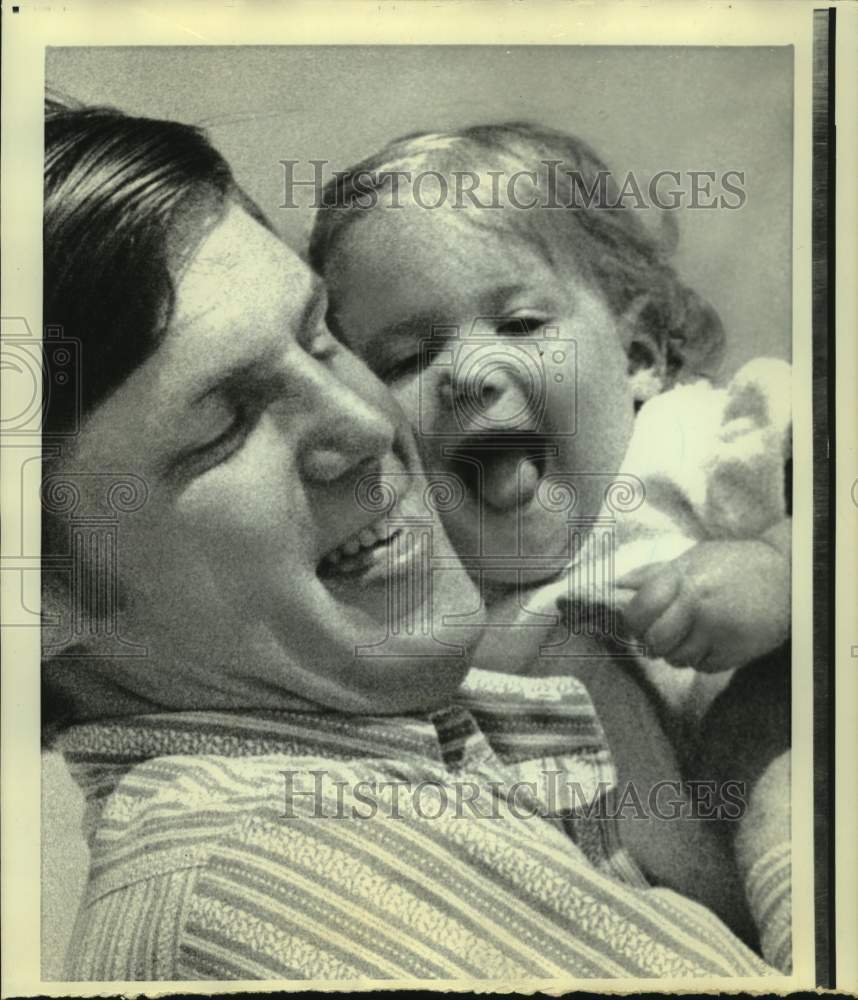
top-left (1, 1), bottom-right (851, 994)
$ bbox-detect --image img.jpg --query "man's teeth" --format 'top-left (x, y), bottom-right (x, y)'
top-left (324, 516), bottom-right (399, 567)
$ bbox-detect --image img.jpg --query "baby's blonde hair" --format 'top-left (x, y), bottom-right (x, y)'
top-left (309, 122), bottom-right (725, 383)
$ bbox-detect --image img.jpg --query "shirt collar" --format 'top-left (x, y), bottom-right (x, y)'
top-left (56, 668), bottom-right (607, 788)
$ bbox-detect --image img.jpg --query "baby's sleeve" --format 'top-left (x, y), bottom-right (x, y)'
top-left (735, 747), bottom-right (792, 974)
top-left (744, 839), bottom-right (792, 973)
top-left (702, 358), bottom-right (792, 539)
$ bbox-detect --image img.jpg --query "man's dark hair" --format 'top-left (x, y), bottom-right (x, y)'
top-left (41, 97), bottom-right (272, 741)
top-left (44, 96), bottom-right (271, 431)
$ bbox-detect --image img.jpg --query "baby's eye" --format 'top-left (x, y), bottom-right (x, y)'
top-left (495, 315), bottom-right (548, 336)
top-left (379, 354), bottom-right (420, 383)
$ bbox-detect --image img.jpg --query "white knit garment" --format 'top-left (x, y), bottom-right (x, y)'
top-left (526, 356), bottom-right (792, 618)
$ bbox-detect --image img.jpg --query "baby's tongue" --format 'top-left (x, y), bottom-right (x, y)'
top-left (481, 449), bottom-right (541, 512)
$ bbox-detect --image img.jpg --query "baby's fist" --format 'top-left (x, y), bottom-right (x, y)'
top-left (619, 539), bottom-right (790, 672)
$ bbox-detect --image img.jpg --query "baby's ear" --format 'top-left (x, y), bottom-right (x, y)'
top-left (618, 296), bottom-right (668, 402)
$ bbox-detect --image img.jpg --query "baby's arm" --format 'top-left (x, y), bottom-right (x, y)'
top-left (688, 646), bottom-right (792, 972)
top-left (619, 521), bottom-right (790, 673)
top-left (619, 530), bottom-right (792, 971)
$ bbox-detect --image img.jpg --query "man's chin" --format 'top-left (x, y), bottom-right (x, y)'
top-left (299, 647), bottom-right (472, 717)
top-left (357, 654), bottom-right (473, 715)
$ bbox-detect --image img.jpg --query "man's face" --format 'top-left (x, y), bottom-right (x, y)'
top-left (58, 203), bottom-right (482, 714)
top-left (323, 204), bottom-right (637, 585)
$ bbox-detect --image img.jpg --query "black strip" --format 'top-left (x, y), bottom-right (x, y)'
top-left (826, 5), bottom-right (837, 986)
top-left (811, 6), bottom-right (836, 988)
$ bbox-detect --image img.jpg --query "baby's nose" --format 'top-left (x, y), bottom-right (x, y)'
top-left (451, 361), bottom-right (540, 434)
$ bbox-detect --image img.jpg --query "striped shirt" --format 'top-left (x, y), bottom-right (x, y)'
top-left (57, 668), bottom-right (778, 982)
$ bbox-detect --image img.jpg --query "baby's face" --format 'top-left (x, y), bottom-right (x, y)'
top-left (323, 203), bottom-right (636, 584)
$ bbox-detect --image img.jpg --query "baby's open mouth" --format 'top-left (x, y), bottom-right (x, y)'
top-left (446, 434), bottom-right (550, 513)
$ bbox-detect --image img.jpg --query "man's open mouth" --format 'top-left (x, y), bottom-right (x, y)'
top-left (318, 514), bottom-right (404, 580)
top-left (443, 433), bottom-right (551, 513)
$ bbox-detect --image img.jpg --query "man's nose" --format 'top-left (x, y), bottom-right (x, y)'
top-left (297, 370), bottom-right (397, 486)
top-left (451, 354), bottom-right (539, 434)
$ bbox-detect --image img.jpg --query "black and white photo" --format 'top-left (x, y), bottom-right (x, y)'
top-left (3, 3), bottom-right (853, 994)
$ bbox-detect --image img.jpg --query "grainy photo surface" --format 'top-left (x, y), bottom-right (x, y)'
top-left (28, 38), bottom-right (799, 988)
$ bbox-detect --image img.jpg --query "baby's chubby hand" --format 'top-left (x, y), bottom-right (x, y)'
top-left (618, 534), bottom-right (790, 672)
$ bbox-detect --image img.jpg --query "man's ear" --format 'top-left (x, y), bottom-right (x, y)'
top-left (41, 568), bottom-right (81, 657)
top-left (618, 296), bottom-right (667, 402)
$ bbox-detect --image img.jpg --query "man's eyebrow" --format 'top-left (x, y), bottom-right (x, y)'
top-left (187, 280), bottom-right (327, 406)
top-left (189, 360), bottom-right (259, 408)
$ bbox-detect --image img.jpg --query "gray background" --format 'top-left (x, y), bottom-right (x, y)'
top-left (42, 44), bottom-right (793, 978)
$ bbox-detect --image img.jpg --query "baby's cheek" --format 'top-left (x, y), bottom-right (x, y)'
top-left (578, 384), bottom-right (635, 473)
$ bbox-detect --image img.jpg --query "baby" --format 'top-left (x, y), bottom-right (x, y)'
top-left (309, 122), bottom-right (791, 972)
